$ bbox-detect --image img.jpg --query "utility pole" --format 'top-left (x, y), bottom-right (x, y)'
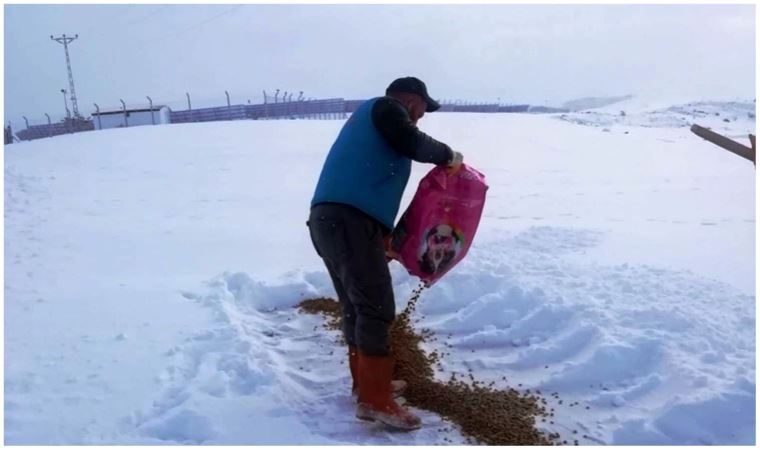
top-left (51, 34), bottom-right (82, 119)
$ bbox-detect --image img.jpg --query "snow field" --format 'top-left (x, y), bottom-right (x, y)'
top-left (4, 103), bottom-right (755, 444)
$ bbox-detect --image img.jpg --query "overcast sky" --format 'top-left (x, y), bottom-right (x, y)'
top-left (4, 3), bottom-right (756, 125)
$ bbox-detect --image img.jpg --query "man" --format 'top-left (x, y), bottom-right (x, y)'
top-left (307, 77), bottom-right (463, 430)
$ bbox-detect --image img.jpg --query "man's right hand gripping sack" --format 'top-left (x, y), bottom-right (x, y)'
top-left (389, 164), bottom-right (488, 286)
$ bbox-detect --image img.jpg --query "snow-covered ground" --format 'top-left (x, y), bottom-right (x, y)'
top-left (4, 104), bottom-right (756, 444)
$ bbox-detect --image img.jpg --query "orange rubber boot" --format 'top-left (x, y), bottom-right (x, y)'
top-left (355, 353), bottom-right (421, 430)
top-left (349, 346), bottom-right (360, 393)
top-left (349, 346), bottom-right (406, 399)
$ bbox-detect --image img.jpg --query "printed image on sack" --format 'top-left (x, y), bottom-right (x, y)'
top-left (417, 224), bottom-right (464, 274)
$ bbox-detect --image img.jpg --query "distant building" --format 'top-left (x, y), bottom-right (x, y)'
top-left (5, 123), bottom-right (13, 144)
top-left (92, 105), bottom-right (171, 130)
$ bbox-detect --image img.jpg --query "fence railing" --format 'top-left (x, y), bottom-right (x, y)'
top-left (170, 104), bottom-right (249, 123)
top-left (15, 118), bottom-right (94, 141)
top-left (9, 95), bottom-right (565, 143)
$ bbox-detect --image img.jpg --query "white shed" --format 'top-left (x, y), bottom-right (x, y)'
top-left (92, 104), bottom-right (171, 130)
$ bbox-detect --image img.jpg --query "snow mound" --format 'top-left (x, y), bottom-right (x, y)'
top-left (406, 226), bottom-right (754, 444)
top-left (132, 225), bottom-right (754, 444)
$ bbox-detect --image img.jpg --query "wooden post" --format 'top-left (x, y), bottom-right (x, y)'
top-left (690, 124), bottom-right (755, 165)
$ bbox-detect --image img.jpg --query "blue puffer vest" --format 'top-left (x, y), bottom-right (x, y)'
top-left (311, 97), bottom-right (412, 231)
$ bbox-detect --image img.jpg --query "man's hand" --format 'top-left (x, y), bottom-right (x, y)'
top-left (384, 235), bottom-right (398, 262)
top-left (447, 151), bottom-right (464, 175)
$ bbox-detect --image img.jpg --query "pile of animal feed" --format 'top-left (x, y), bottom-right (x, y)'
top-left (299, 283), bottom-right (563, 445)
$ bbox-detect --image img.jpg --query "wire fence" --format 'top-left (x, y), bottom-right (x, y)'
top-left (6, 91), bottom-right (566, 143)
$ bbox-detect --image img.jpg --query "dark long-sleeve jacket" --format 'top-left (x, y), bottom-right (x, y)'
top-left (371, 96), bottom-right (454, 165)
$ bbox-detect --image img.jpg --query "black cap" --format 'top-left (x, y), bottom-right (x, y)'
top-left (385, 77), bottom-right (441, 112)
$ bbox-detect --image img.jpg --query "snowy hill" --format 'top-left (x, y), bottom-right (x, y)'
top-left (4, 107), bottom-right (755, 444)
top-left (561, 95), bottom-right (634, 112)
top-left (557, 97), bottom-right (756, 138)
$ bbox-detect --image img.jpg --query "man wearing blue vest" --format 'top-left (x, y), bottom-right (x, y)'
top-left (308, 77), bottom-right (463, 430)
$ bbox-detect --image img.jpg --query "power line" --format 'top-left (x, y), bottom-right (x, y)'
top-left (136, 5), bottom-right (243, 47)
top-left (122, 5), bottom-right (169, 28)
top-left (77, 4), bottom-right (136, 40)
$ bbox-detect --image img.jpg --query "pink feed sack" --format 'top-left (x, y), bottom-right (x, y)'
top-left (390, 164), bottom-right (488, 286)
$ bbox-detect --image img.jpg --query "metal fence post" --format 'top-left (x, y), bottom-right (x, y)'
top-left (93, 104), bottom-right (102, 130)
top-left (45, 113), bottom-right (52, 137)
top-left (147, 96), bottom-right (155, 125)
top-left (284, 92), bottom-right (289, 117)
top-left (225, 90), bottom-right (231, 120)
top-left (65, 110), bottom-right (73, 133)
top-left (263, 90), bottom-right (269, 119)
top-left (120, 99), bottom-right (128, 127)
top-left (186, 92), bottom-right (192, 122)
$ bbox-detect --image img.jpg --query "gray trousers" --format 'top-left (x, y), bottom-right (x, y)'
top-left (308, 203), bottom-right (395, 356)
